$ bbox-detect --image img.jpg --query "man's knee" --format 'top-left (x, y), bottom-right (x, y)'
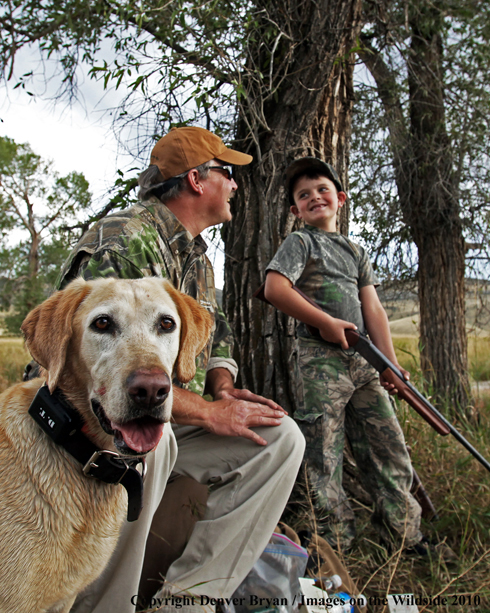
top-left (261, 416), bottom-right (305, 466)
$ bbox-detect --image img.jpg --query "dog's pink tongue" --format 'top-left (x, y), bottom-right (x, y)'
top-left (112, 419), bottom-right (164, 453)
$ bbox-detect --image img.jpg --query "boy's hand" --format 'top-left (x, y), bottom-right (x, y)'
top-left (381, 365), bottom-right (410, 395)
top-left (319, 317), bottom-right (357, 350)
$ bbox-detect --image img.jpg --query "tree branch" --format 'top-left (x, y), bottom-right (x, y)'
top-left (61, 177), bottom-right (139, 236)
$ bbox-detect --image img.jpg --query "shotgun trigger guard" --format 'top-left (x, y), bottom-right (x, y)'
top-left (341, 346), bottom-right (356, 357)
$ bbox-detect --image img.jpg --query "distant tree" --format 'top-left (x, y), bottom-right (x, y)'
top-left (0, 136), bottom-right (91, 332)
top-left (349, 0), bottom-right (490, 418)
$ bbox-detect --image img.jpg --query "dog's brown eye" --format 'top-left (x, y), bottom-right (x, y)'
top-left (159, 316), bottom-right (176, 332)
top-left (92, 316), bottom-right (112, 332)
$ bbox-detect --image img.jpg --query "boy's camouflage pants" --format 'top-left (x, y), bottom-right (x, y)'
top-left (296, 339), bottom-right (422, 549)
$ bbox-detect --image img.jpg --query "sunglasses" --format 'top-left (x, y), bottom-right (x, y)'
top-left (209, 165), bottom-right (233, 180)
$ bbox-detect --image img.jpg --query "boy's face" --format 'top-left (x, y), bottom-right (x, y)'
top-left (290, 175), bottom-right (346, 231)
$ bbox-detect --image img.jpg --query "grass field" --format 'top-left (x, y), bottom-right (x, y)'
top-left (392, 335), bottom-right (490, 384)
top-left (0, 337), bottom-right (30, 393)
top-left (1, 335), bottom-right (490, 611)
top-left (4, 335), bottom-right (487, 393)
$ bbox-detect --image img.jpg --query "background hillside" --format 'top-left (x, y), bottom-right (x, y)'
top-left (379, 278), bottom-right (490, 338)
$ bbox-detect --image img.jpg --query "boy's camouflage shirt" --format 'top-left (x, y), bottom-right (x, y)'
top-left (265, 226), bottom-right (378, 337)
top-left (57, 198), bottom-right (236, 395)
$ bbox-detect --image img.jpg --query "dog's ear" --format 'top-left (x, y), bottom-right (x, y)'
top-left (163, 282), bottom-right (214, 383)
top-left (21, 278), bottom-right (91, 392)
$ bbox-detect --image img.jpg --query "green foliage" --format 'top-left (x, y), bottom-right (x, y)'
top-left (0, 136), bottom-right (92, 332)
top-left (1, 231), bottom-right (78, 333)
top-left (0, 136), bottom-right (91, 230)
top-left (0, 0), bottom-right (257, 144)
top-left (4, 276), bottom-right (45, 335)
top-left (349, 88), bottom-right (416, 280)
top-left (0, 0), bottom-right (297, 152)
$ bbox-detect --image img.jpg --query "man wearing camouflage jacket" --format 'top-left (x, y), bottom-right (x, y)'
top-left (63, 127), bottom-right (305, 613)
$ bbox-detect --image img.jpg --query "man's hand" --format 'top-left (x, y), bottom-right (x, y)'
top-left (208, 388), bottom-right (287, 446)
top-left (172, 378), bottom-right (287, 446)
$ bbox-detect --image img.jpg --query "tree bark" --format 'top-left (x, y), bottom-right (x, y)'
top-left (223, 0), bottom-right (361, 411)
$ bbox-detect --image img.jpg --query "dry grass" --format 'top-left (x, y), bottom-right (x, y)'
top-left (0, 337), bottom-right (30, 394)
top-left (342, 398), bottom-right (490, 612)
top-left (285, 397), bottom-right (490, 611)
top-left (393, 336), bottom-right (490, 384)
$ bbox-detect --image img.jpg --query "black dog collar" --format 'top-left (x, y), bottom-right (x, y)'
top-left (28, 385), bottom-right (145, 522)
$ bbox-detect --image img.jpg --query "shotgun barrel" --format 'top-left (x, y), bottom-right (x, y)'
top-left (345, 329), bottom-right (490, 474)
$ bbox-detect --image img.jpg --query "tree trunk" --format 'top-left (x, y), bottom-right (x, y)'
top-left (406, 3), bottom-right (471, 415)
top-left (223, 0), bottom-right (361, 411)
top-left (359, 1), bottom-right (472, 417)
top-left (28, 231), bottom-right (40, 279)
top-left (416, 230), bottom-right (469, 410)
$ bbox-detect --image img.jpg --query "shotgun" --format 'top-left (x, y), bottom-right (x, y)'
top-left (254, 282), bottom-right (490, 474)
top-left (345, 328), bottom-right (490, 473)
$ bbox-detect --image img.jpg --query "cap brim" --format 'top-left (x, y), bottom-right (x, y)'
top-left (217, 148), bottom-right (253, 166)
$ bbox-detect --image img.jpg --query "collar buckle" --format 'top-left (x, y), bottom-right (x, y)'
top-left (83, 449), bottom-right (127, 481)
top-left (83, 450), bottom-right (147, 484)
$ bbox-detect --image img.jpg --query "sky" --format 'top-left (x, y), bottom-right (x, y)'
top-left (0, 51), bottom-right (226, 287)
top-left (0, 52), bottom-right (136, 208)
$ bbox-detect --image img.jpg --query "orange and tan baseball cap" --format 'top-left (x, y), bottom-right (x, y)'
top-left (150, 126), bottom-right (253, 179)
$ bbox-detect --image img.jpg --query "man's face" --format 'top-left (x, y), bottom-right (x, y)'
top-left (290, 175), bottom-right (346, 231)
top-left (202, 160), bottom-right (238, 225)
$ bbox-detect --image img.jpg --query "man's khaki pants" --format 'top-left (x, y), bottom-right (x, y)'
top-left (71, 416), bottom-right (305, 613)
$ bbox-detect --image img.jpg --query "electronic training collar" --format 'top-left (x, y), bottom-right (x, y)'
top-left (28, 384), bottom-right (146, 522)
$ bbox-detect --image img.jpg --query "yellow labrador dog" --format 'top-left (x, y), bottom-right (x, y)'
top-left (0, 277), bottom-right (212, 613)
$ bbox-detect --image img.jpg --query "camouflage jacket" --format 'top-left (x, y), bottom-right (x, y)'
top-left (265, 226), bottom-right (379, 337)
top-left (57, 198), bottom-right (237, 395)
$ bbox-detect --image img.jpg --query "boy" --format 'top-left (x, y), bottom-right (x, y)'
top-left (264, 157), bottom-right (423, 551)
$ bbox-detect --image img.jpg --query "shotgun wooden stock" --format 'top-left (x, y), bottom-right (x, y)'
top-left (375, 365), bottom-right (450, 435)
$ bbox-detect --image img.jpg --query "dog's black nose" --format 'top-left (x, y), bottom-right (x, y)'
top-left (127, 370), bottom-right (171, 410)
